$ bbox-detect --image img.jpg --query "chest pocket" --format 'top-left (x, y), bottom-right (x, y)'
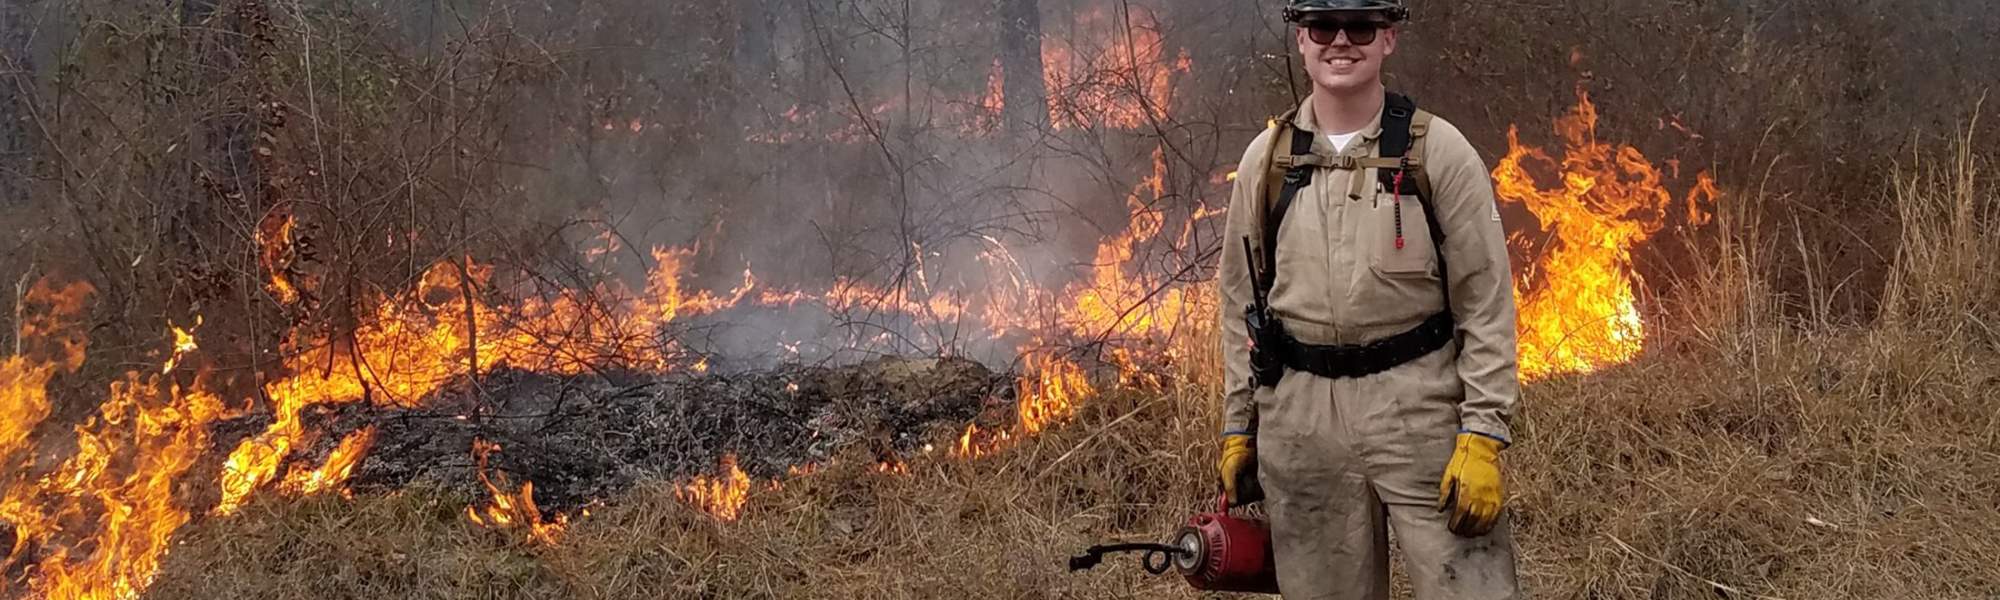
top-left (1365, 192), bottom-right (1438, 278)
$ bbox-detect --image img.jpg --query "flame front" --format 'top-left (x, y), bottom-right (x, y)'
top-left (1016, 347), bottom-right (1096, 435)
top-left (465, 439), bottom-right (567, 545)
top-left (676, 454), bottom-right (751, 521)
top-left (2, 281), bottom-right (228, 600)
top-left (160, 317), bottom-right (200, 375)
top-left (280, 426), bottom-right (379, 497)
top-left (1040, 6), bottom-right (1190, 130)
top-left (0, 3), bottom-right (1720, 593)
top-left (257, 212), bottom-right (302, 305)
top-left (953, 424), bottom-right (1012, 459)
top-left (1494, 86), bottom-right (1717, 378)
top-left (215, 257), bottom-right (704, 516)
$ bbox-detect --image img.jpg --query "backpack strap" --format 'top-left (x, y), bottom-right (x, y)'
top-left (1256, 93), bottom-right (1451, 308)
top-left (1375, 93), bottom-right (1451, 309)
top-left (1257, 111), bottom-right (1315, 298)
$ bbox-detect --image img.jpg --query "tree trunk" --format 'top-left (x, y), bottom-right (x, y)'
top-left (171, 0), bottom-right (263, 266)
top-left (734, 0), bottom-right (779, 94)
top-left (996, 0), bottom-right (1047, 132)
top-left (184, 0), bottom-right (258, 201)
top-left (0, 0), bottom-right (33, 205)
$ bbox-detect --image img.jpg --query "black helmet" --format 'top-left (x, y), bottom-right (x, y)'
top-left (1282, 0), bottom-right (1409, 23)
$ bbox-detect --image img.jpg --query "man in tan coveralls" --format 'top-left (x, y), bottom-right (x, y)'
top-left (1215, 0), bottom-right (1522, 598)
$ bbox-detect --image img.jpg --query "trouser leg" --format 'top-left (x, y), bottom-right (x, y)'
top-left (1257, 371), bottom-right (1391, 600)
top-left (1385, 501), bottom-right (1521, 599)
top-left (1361, 346), bottom-right (1522, 600)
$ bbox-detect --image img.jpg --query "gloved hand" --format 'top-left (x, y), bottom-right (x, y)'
top-left (1217, 434), bottom-right (1259, 505)
top-left (1436, 432), bottom-right (1506, 536)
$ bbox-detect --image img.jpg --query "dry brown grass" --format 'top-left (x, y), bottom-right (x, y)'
top-left (145, 144), bottom-right (1999, 599)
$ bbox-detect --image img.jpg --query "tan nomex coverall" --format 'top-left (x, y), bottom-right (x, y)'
top-left (1217, 97), bottom-right (1523, 599)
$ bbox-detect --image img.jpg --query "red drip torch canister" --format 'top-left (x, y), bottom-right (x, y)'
top-left (1173, 495), bottom-right (1280, 594)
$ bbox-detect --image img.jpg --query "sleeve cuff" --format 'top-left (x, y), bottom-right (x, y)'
top-left (1459, 422), bottom-right (1512, 447)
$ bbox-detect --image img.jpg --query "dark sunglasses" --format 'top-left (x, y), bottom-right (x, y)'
top-left (1301, 20), bottom-right (1388, 46)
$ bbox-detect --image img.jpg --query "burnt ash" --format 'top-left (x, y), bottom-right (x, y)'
top-left (282, 356), bottom-right (1012, 511)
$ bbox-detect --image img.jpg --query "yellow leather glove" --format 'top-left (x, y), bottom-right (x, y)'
top-left (1436, 432), bottom-right (1506, 536)
top-left (1217, 434), bottom-right (1258, 505)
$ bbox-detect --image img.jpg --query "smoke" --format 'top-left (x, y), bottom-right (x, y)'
top-left (10, 0), bottom-right (1995, 366)
top-left (343, 0), bottom-right (1259, 370)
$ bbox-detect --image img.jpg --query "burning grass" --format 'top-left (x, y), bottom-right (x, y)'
top-left (136, 141), bottom-right (2000, 599)
top-left (140, 314), bottom-right (2000, 599)
top-left (5, 43), bottom-right (1993, 599)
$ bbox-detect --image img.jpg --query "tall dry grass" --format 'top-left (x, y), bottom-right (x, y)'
top-left (144, 139), bottom-right (1998, 599)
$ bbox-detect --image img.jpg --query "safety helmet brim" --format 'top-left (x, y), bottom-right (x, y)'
top-left (1282, 3), bottom-right (1408, 23)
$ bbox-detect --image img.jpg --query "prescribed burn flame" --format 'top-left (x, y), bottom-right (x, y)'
top-left (5, 9), bottom-right (1716, 596)
top-left (972, 58), bottom-right (1008, 133)
top-left (0, 0), bottom-right (1219, 589)
top-left (279, 426), bottom-right (378, 497)
top-left (1039, 5), bottom-right (1191, 130)
top-left (676, 454), bottom-right (751, 522)
top-left (1494, 86), bottom-right (1718, 378)
top-left (465, 439), bottom-right (567, 545)
top-left (2, 281), bottom-right (229, 600)
top-left (1059, 148), bottom-right (1211, 348)
top-left (159, 317), bottom-right (200, 374)
top-left (258, 212), bottom-right (302, 305)
top-left (216, 255), bottom-right (711, 517)
top-left (2, 283), bottom-right (94, 569)
top-left (1016, 347), bottom-right (1096, 435)
top-left (19, 375), bottom-right (225, 600)
top-left (953, 424), bottom-right (1012, 459)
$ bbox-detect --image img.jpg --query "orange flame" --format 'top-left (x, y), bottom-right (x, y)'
top-left (954, 423), bottom-right (1014, 460)
top-left (676, 454), bottom-right (752, 521)
top-left (257, 212), bottom-right (302, 306)
top-left (1494, 86), bottom-right (1718, 378)
top-left (465, 439), bottom-right (567, 545)
top-left (1041, 6), bottom-right (1191, 130)
top-left (215, 257), bottom-right (696, 515)
top-left (973, 58), bottom-right (1007, 133)
top-left (874, 458), bottom-right (911, 475)
top-left (6, 22), bottom-right (1223, 582)
top-left (3, 283), bottom-right (230, 600)
top-left (2, 282), bottom-right (91, 465)
top-left (17, 376), bottom-right (226, 600)
top-left (955, 424), bottom-right (981, 458)
top-left (280, 426), bottom-right (379, 497)
top-left (1060, 147), bottom-right (1209, 346)
top-left (160, 316), bottom-right (201, 374)
top-left (3, 4), bottom-right (1233, 588)
top-left (1016, 348), bottom-right (1095, 434)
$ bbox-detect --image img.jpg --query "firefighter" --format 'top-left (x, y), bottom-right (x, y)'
top-left (1214, 0), bottom-right (1523, 597)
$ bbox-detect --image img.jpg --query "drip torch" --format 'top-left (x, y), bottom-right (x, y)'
top-left (1067, 495), bottom-right (1280, 594)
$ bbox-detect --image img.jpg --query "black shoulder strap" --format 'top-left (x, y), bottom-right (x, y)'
top-left (1258, 123), bottom-right (1317, 296)
top-left (1377, 93), bottom-right (1417, 162)
top-left (1379, 93), bottom-right (1452, 309)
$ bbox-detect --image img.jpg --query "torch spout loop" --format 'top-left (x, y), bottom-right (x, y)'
top-left (1067, 542), bottom-right (1188, 575)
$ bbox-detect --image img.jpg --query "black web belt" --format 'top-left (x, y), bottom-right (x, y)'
top-left (1273, 311), bottom-right (1455, 379)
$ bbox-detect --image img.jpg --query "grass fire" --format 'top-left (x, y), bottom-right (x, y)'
top-left (1, 1), bottom-right (1996, 599)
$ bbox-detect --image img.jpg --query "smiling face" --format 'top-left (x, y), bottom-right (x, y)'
top-left (1294, 14), bottom-right (1397, 96)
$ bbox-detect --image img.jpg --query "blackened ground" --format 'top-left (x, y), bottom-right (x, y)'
top-left (280, 356), bottom-right (1012, 511)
